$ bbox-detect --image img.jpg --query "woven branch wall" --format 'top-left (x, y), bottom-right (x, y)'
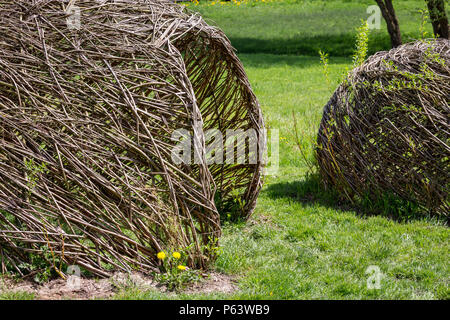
top-left (317, 39), bottom-right (449, 217)
top-left (0, 0), bottom-right (264, 277)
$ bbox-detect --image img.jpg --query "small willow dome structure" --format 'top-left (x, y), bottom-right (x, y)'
top-left (0, 0), bottom-right (264, 277)
top-left (317, 39), bottom-right (449, 217)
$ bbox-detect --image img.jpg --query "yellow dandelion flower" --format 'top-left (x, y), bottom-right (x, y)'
top-left (156, 251), bottom-right (166, 260)
top-left (177, 265), bottom-right (186, 271)
top-left (173, 252), bottom-right (181, 259)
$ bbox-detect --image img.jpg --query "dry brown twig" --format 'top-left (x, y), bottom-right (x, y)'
top-left (317, 39), bottom-right (449, 216)
top-left (0, 0), bottom-right (264, 278)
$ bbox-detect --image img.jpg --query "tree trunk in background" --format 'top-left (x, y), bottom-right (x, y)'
top-left (426, 0), bottom-right (449, 39)
top-left (375, 0), bottom-right (402, 48)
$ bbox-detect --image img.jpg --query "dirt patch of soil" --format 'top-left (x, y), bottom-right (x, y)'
top-left (0, 272), bottom-right (238, 300)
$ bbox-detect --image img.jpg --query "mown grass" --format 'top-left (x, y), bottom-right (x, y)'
top-left (192, 0), bottom-right (445, 56)
top-left (0, 291), bottom-right (35, 300)
top-left (113, 51), bottom-right (449, 300)
top-left (101, 0), bottom-right (450, 300)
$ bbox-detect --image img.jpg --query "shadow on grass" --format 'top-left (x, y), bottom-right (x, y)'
top-left (264, 174), bottom-right (447, 224)
top-left (229, 33), bottom-right (395, 58)
top-left (238, 53), bottom-right (324, 69)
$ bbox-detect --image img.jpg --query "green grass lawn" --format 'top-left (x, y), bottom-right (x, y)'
top-left (1, 0), bottom-right (448, 300)
top-left (119, 0), bottom-right (447, 300)
top-left (192, 0), bottom-right (445, 56)
top-left (111, 53), bottom-right (448, 300)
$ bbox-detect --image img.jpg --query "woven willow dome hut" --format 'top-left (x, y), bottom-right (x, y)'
top-left (0, 0), bottom-right (264, 277)
top-left (317, 39), bottom-right (449, 217)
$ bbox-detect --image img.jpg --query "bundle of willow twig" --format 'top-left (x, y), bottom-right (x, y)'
top-left (317, 39), bottom-right (449, 217)
top-left (0, 0), bottom-right (264, 278)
